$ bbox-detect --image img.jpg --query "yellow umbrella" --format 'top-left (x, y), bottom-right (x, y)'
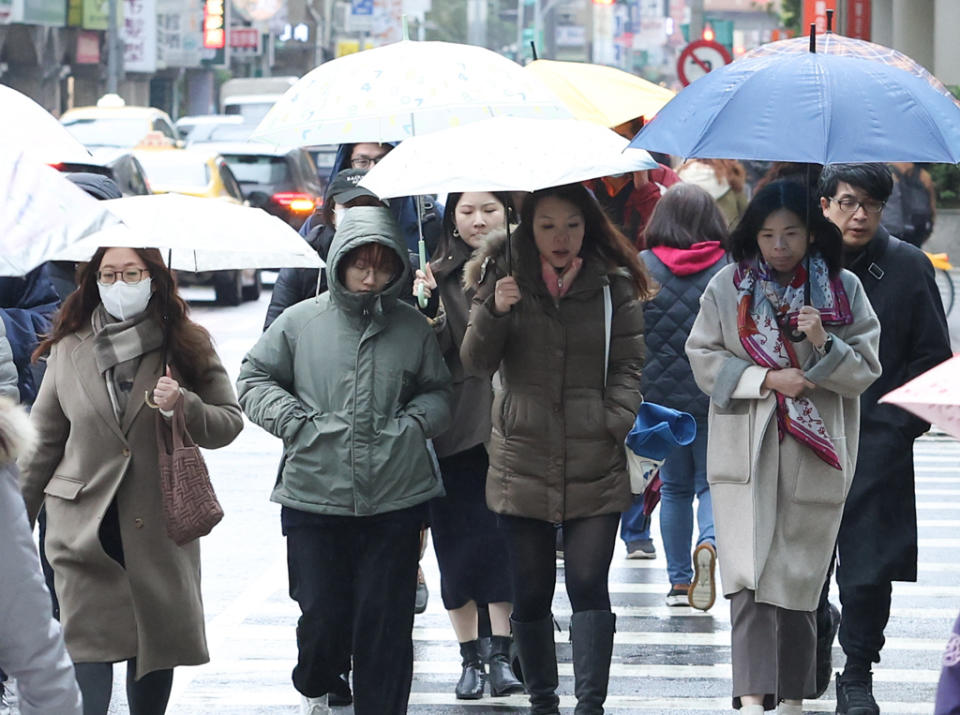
top-left (524, 59), bottom-right (675, 129)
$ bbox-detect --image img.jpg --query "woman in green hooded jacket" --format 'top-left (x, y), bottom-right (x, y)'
top-left (237, 206), bottom-right (452, 715)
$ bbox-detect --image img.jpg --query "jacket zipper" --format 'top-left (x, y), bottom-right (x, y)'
top-left (350, 307), bottom-right (370, 514)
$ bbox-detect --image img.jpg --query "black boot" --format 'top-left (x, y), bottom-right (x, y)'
top-left (511, 615), bottom-right (560, 715)
top-left (484, 635), bottom-right (525, 696)
top-left (570, 610), bottom-right (616, 715)
top-left (455, 640), bottom-right (485, 700)
top-left (835, 669), bottom-right (879, 714)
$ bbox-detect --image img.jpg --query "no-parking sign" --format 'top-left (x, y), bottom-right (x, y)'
top-left (677, 39), bottom-right (732, 86)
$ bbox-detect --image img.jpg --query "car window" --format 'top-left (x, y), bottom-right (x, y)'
top-left (62, 117), bottom-right (148, 148)
top-left (221, 154), bottom-right (291, 186)
top-left (137, 154), bottom-right (211, 189)
top-left (153, 118), bottom-right (177, 141)
top-left (218, 161), bottom-right (244, 201)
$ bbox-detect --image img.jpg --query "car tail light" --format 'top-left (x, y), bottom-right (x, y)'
top-left (272, 192), bottom-right (315, 213)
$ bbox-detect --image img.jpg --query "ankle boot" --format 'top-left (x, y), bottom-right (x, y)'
top-left (511, 615), bottom-right (561, 715)
top-left (570, 610), bottom-right (616, 715)
top-left (485, 635), bottom-right (524, 696)
top-left (455, 640), bottom-right (484, 699)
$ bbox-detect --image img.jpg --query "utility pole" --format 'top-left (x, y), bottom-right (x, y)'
top-left (689, 0), bottom-right (704, 41)
top-left (106, 0), bottom-right (122, 94)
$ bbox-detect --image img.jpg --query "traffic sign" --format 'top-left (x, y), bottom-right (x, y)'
top-left (677, 39), bottom-right (732, 87)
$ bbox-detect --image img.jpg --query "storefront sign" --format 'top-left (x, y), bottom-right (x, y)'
top-left (802, 0), bottom-right (837, 35)
top-left (229, 27), bottom-right (260, 55)
top-left (846, 0), bottom-right (870, 40)
top-left (203, 0), bottom-right (225, 49)
top-left (122, 0), bottom-right (157, 72)
top-left (76, 29), bottom-right (101, 62)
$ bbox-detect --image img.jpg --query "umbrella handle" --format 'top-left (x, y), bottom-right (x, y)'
top-left (417, 239), bottom-right (428, 309)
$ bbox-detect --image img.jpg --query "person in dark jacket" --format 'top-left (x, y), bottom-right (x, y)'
top-left (817, 163), bottom-right (952, 713)
top-left (0, 267), bottom-right (59, 406)
top-left (238, 206), bottom-right (452, 715)
top-left (461, 183), bottom-right (649, 715)
top-left (264, 168), bottom-right (387, 330)
top-left (413, 192), bottom-right (523, 700)
top-left (586, 163), bottom-right (681, 250)
top-left (637, 183), bottom-right (729, 611)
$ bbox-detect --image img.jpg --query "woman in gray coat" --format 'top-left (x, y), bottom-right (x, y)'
top-left (685, 181), bottom-right (881, 714)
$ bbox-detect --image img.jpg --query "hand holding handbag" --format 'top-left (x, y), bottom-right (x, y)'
top-left (155, 398), bottom-right (223, 546)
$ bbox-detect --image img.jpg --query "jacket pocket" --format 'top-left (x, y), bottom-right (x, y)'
top-left (792, 436), bottom-right (846, 505)
top-left (706, 401), bottom-right (751, 485)
top-left (43, 475), bottom-right (85, 500)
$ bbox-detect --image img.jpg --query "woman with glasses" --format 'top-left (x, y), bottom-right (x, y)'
top-left (685, 181), bottom-right (881, 715)
top-left (20, 247), bottom-right (243, 715)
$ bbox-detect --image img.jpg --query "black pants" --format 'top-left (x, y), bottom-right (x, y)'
top-left (284, 505), bottom-right (424, 715)
top-left (500, 513), bottom-right (620, 622)
top-left (73, 659), bottom-right (172, 715)
top-left (818, 554), bottom-right (893, 666)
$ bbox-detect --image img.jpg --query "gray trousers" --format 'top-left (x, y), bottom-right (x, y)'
top-left (730, 589), bottom-right (816, 709)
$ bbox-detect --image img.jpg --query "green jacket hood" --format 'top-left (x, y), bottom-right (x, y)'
top-left (327, 206), bottom-right (409, 315)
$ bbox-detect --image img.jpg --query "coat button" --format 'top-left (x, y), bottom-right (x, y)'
top-left (134, 518), bottom-right (144, 528)
top-left (122, 448), bottom-right (130, 457)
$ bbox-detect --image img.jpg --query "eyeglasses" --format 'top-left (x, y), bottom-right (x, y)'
top-left (97, 268), bottom-right (150, 285)
top-left (829, 197), bottom-right (885, 215)
top-left (350, 155), bottom-right (384, 170)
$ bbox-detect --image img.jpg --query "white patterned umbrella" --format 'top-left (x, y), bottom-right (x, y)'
top-left (251, 40), bottom-right (571, 147)
top-left (1, 85), bottom-right (92, 164)
top-left (0, 146), bottom-right (120, 276)
top-left (360, 117), bottom-right (658, 198)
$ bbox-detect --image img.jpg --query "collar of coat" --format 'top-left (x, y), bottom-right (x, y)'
top-left (462, 228), bottom-right (625, 299)
top-left (0, 396), bottom-right (35, 464)
top-left (432, 228), bottom-right (507, 283)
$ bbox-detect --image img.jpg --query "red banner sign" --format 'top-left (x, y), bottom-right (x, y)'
top-left (203, 0), bottom-right (225, 49)
top-left (846, 0), bottom-right (871, 40)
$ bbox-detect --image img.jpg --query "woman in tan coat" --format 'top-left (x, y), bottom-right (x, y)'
top-left (461, 183), bottom-right (648, 715)
top-left (685, 181), bottom-right (881, 714)
top-left (21, 246), bottom-right (243, 715)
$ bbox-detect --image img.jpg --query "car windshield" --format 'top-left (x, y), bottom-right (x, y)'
top-left (221, 154), bottom-right (290, 185)
top-left (224, 102), bottom-right (275, 126)
top-left (137, 154), bottom-right (211, 189)
top-left (62, 117), bottom-right (147, 148)
top-left (188, 123), bottom-right (254, 145)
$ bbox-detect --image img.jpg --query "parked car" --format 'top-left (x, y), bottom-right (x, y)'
top-left (201, 143), bottom-right (323, 230)
top-left (52, 149), bottom-right (152, 196)
top-left (174, 114), bottom-right (247, 143)
top-left (134, 148), bottom-right (261, 306)
top-left (61, 94), bottom-right (180, 150)
top-left (219, 76), bottom-right (298, 124)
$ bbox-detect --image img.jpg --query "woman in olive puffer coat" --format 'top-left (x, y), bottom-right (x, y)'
top-left (461, 183), bottom-right (650, 715)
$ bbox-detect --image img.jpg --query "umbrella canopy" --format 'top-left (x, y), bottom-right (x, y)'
top-left (359, 117), bottom-right (658, 199)
top-left (0, 146), bottom-right (120, 276)
top-left (0, 85), bottom-right (93, 164)
top-left (523, 59), bottom-right (675, 128)
top-left (879, 354), bottom-right (960, 440)
top-left (250, 40), bottom-right (571, 147)
top-left (628, 51), bottom-right (960, 164)
top-left (744, 32), bottom-right (960, 108)
top-left (55, 194), bottom-right (323, 272)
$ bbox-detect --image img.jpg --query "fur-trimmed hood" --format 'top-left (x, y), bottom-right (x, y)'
top-left (462, 228), bottom-right (509, 293)
top-left (0, 397), bottom-right (35, 464)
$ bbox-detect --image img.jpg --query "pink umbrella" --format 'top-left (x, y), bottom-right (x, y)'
top-left (879, 355), bottom-right (960, 439)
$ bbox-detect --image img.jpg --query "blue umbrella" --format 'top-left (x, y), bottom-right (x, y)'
top-left (628, 51), bottom-right (960, 164)
top-left (625, 402), bottom-right (697, 461)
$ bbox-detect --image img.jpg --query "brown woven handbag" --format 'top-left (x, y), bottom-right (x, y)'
top-left (156, 399), bottom-right (223, 546)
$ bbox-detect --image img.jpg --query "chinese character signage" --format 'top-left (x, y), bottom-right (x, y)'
top-left (802, 0), bottom-right (837, 35)
top-left (122, 0), bottom-right (157, 72)
top-left (846, 0), bottom-right (870, 40)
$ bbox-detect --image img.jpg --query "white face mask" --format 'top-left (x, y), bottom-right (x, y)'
top-left (98, 278), bottom-right (153, 321)
top-left (334, 206), bottom-right (347, 227)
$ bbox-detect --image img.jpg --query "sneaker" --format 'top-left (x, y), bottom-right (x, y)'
top-left (835, 671), bottom-right (880, 714)
top-left (300, 694), bottom-right (329, 714)
top-left (814, 603), bottom-right (841, 698)
top-left (626, 538), bottom-right (656, 559)
top-left (688, 542), bottom-right (717, 611)
top-left (414, 567), bottom-right (429, 614)
top-left (665, 584), bottom-right (691, 606)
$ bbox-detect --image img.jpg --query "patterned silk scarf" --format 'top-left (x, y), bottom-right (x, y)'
top-left (733, 252), bottom-right (853, 469)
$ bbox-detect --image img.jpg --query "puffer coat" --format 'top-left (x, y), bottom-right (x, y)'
top-left (460, 232), bottom-right (645, 523)
top-left (237, 206), bottom-right (452, 517)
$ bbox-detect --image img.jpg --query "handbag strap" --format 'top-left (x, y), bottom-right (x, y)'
top-left (602, 283), bottom-right (612, 386)
top-left (170, 398), bottom-right (193, 450)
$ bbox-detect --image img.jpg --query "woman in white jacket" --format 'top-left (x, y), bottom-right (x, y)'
top-left (0, 393), bottom-right (82, 715)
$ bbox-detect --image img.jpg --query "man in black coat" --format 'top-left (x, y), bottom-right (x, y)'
top-left (817, 164), bottom-right (952, 714)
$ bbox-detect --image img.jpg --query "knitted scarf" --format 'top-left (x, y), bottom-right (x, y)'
top-left (733, 252), bottom-right (853, 469)
top-left (91, 304), bottom-right (163, 421)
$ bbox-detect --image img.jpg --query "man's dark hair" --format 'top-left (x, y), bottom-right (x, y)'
top-left (730, 180), bottom-right (844, 277)
top-left (817, 163), bottom-right (894, 203)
